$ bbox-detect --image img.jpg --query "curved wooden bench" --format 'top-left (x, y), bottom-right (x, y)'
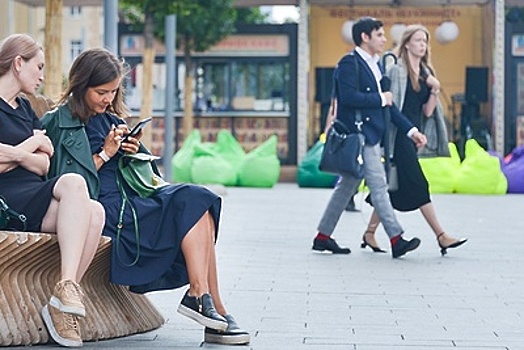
top-left (0, 231), bottom-right (165, 346)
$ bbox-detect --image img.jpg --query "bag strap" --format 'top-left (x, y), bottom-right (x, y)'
top-left (115, 170), bottom-right (141, 267)
top-left (380, 52), bottom-right (399, 181)
top-left (334, 51), bottom-right (362, 132)
top-left (0, 196), bottom-right (27, 231)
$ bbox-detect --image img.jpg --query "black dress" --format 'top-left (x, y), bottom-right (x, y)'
top-left (388, 78), bottom-right (431, 211)
top-left (0, 97), bottom-right (59, 231)
top-left (84, 113), bottom-right (222, 294)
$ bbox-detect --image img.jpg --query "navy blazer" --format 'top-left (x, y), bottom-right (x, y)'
top-left (334, 51), bottom-right (414, 146)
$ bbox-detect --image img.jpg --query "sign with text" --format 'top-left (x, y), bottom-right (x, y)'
top-left (328, 7), bottom-right (463, 27)
top-left (120, 34), bottom-right (289, 58)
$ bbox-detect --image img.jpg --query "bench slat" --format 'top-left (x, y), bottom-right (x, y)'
top-left (0, 232), bottom-right (164, 346)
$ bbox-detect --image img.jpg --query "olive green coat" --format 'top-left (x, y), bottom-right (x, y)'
top-left (41, 105), bottom-right (100, 199)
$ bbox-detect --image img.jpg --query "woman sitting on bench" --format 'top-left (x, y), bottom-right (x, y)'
top-left (0, 34), bottom-right (104, 347)
top-left (41, 48), bottom-right (249, 346)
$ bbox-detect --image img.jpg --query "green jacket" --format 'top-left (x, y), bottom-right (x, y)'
top-left (41, 105), bottom-right (100, 199)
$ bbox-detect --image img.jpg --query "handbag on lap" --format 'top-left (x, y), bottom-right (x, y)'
top-left (115, 152), bottom-right (169, 266)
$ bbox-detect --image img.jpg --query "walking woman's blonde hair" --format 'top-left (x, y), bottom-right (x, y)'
top-left (395, 24), bottom-right (436, 92)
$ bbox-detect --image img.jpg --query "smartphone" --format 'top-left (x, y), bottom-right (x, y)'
top-left (122, 117), bottom-right (152, 143)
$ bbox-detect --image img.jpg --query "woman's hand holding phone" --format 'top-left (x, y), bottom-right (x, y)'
top-left (101, 125), bottom-right (124, 159)
top-left (120, 118), bottom-right (151, 154)
top-left (122, 118), bottom-right (151, 142)
top-left (120, 131), bottom-right (140, 154)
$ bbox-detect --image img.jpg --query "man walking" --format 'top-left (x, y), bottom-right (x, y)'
top-left (312, 17), bottom-right (426, 258)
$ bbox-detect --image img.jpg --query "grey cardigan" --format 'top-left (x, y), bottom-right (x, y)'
top-left (386, 60), bottom-right (450, 158)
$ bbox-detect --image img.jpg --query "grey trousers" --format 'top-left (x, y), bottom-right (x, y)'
top-left (317, 143), bottom-right (403, 239)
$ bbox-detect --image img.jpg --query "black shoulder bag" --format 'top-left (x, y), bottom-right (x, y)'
top-left (319, 54), bottom-right (365, 179)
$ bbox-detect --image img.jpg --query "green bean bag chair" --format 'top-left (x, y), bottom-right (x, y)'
top-left (238, 135), bottom-right (280, 187)
top-left (190, 142), bottom-right (238, 186)
top-left (215, 130), bottom-right (246, 172)
top-left (454, 139), bottom-right (507, 194)
top-left (172, 130), bottom-right (201, 183)
top-left (418, 143), bottom-right (461, 194)
top-left (297, 140), bottom-right (337, 188)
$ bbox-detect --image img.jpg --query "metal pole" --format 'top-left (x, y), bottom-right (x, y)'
top-left (8, 0), bottom-right (15, 34)
top-left (297, 0), bottom-right (309, 164)
top-left (163, 14), bottom-right (176, 181)
top-left (494, 0), bottom-right (505, 154)
top-left (103, 0), bottom-right (118, 54)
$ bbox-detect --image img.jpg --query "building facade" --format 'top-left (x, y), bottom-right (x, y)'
top-left (0, 1), bottom-right (103, 85)
top-left (3, 1), bottom-right (524, 162)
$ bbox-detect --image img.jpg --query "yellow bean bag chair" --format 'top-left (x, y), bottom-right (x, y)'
top-left (418, 143), bottom-right (461, 194)
top-left (454, 139), bottom-right (507, 194)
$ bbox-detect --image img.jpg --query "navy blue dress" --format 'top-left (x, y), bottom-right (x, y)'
top-left (388, 78), bottom-right (431, 211)
top-left (0, 97), bottom-right (59, 231)
top-left (365, 76), bottom-right (431, 212)
top-left (84, 113), bottom-right (222, 294)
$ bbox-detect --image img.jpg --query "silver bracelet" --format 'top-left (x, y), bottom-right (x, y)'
top-left (98, 150), bottom-right (111, 162)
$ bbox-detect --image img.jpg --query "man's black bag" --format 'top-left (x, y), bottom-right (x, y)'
top-left (0, 196), bottom-right (27, 231)
top-left (319, 119), bottom-right (365, 179)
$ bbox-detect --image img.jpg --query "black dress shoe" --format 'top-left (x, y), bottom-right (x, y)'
top-left (361, 232), bottom-right (386, 253)
top-left (204, 314), bottom-right (250, 345)
top-left (437, 233), bottom-right (468, 256)
top-left (177, 290), bottom-right (228, 330)
top-left (312, 237), bottom-right (351, 254)
top-left (391, 236), bottom-right (421, 258)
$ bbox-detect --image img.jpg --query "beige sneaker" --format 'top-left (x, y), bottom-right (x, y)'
top-left (41, 304), bottom-right (82, 347)
top-left (50, 279), bottom-right (85, 317)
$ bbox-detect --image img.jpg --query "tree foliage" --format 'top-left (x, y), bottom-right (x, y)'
top-left (176, 0), bottom-right (236, 53)
top-left (120, 1), bottom-right (268, 48)
top-left (119, 0), bottom-right (268, 136)
top-left (236, 7), bottom-right (268, 24)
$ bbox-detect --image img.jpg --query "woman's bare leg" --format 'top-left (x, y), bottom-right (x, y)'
top-left (363, 209), bottom-right (382, 248)
top-left (181, 211), bottom-right (213, 297)
top-left (419, 202), bottom-right (444, 236)
top-left (203, 212), bottom-right (227, 315)
top-left (75, 200), bottom-right (105, 282)
top-left (419, 202), bottom-right (459, 246)
top-left (41, 174), bottom-right (97, 282)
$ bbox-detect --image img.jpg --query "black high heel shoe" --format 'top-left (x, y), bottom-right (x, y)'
top-left (361, 231), bottom-right (386, 253)
top-left (437, 232), bottom-right (468, 256)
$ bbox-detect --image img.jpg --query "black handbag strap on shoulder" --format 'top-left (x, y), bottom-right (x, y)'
top-left (333, 51), bottom-right (362, 132)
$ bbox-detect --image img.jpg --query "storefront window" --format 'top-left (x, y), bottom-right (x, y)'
top-left (126, 60), bottom-right (290, 113)
top-left (197, 63), bottom-right (229, 111)
top-left (518, 62), bottom-right (524, 114)
top-left (195, 60), bottom-right (289, 112)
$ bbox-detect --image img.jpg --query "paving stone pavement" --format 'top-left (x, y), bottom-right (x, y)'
top-left (12, 184), bottom-right (524, 349)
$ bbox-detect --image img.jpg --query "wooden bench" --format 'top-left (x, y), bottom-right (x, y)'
top-left (0, 231), bottom-right (165, 346)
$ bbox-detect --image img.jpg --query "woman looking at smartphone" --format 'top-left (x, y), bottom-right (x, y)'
top-left (41, 48), bottom-right (250, 345)
top-left (121, 117), bottom-right (151, 143)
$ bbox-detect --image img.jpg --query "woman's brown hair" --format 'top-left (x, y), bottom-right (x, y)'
top-left (60, 48), bottom-right (129, 122)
